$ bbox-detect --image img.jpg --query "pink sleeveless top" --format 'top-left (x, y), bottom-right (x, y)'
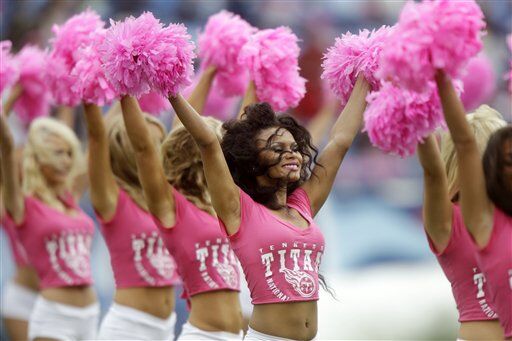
top-left (1, 213), bottom-right (30, 267)
top-left (7, 195), bottom-right (95, 289)
top-left (221, 188), bottom-right (325, 305)
top-left (426, 204), bottom-right (498, 322)
top-left (97, 189), bottom-right (180, 288)
top-left (153, 189), bottom-right (240, 300)
top-left (475, 208), bottom-right (512, 337)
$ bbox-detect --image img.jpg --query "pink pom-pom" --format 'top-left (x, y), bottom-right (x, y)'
top-left (238, 27), bottom-right (306, 112)
top-left (48, 9), bottom-right (105, 106)
top-left (460, 54), bottom-right (495, 111)
top-left (198, 11), bottom-right (255, 96)
top-left (101, 12), bottom-right (195, 98)
top-left (137, 91), bottom-right (171, 116)
top-left (0, 41), bottom-right (19, 95)
top-left (378, 0), bottom-right (485, 92)
top-left (364, 81), bottom-right (444, 157)
top-left (13, 46), bottom-right (52, 125)
top-left (70, 31), bottom-right (117, 106)
top-left (322, 26), bottom-right (393, 106)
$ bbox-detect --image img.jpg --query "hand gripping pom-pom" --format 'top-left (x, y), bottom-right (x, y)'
top-left (14, 46), bottom-right (52, 125)
top-left (48, 9), bottom-right (105, 106)
top-left (100, 12), bottom-right (195, 98)
top-left (364, 81), bottom-right (444, 157)
top-left (322, 26), bottom-right (393, 106)
top-left (238, 27), bottom-right (306, 112)
top-left (378, 0), bottom-right (485, 92)
top-left (198, 11), bottom-right (256, 97)
top-left (0, 41), bottom-right (19, 95)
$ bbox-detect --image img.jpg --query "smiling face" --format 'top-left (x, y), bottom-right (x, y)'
top-left (38, 133), bottom-right (73, 187)
top-left (255, 127), bottom-right (303, 187)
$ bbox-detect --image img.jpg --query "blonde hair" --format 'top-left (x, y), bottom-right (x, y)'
top-left (441, 105), bottom-right (507, 200)
top-left (23, 117), bottom-right (83, 205)
top-left (162, 117), bottom-right (223, 216)
top-left (105, 112), bottom-right (165, 211)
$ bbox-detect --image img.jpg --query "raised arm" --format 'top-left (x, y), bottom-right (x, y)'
top-left (236, 81), bottom-right (257, 120)
top-left (301, 75), bottom-right (370, 216)
top-left (417, 135), bottom-right (452, 252)
top-left (172, 66), bottom-right (217, 129)
top-left (0, 113), bottom-right (24, 224)
top-left (168, 94), bottom-right (240, 233)
top-left (120, 96), bottom-right (176, 227)
top-left (83, 103), bottom-right (119, 220)
top-left (307, 97), bottom-right (338, 147)
top-left (435, 71), bottom-right (493, 248)
top-left (2, 83), bottom-right (23, 117)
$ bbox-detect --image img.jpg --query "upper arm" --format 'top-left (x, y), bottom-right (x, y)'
top-left (83, 104), bottom-right (119, 220)
top-left (120, 96), bottom-right (176, 227)
top-left (417, 136), bottom-right (452, 252)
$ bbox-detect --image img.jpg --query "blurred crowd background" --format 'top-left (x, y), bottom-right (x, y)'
top-left (1, 0), bottom-right (511, 339)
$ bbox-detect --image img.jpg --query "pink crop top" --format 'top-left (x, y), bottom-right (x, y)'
top-left (8, 195), bottom-right (95, 289)
top-left (222, 188), bottom-right (325, 305)
top-left (426, 204), bottom-right (498, 322)
top-left (97, 189), bottom-right (180, 288)
top-left (1, 213), bottom-right (30, 267)
top-left (475, 207), bottom-right (512, 337)
top-left (153, 189), bottom-right (240, 300)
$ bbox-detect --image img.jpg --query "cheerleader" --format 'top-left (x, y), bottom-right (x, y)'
top-left (167, 74), bottom-right (369, 340)
top-left (435, 70), bottom-right (512, 339)
top-left (0, 94), bottom-right (98, 340)
top-left (119, 66), bottom-right (244, 340)
top-left (82, 101), bottom-right (180, 340)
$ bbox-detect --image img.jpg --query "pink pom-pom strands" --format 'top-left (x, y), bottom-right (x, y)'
top-left (364, 81), bottom-right (444, 157)
top-left (47, 9), bottom-right (106, 106)
top-left (198, 10), bottom-right (255, 97)
top-left (238, 27), bottom-right (306, 112)
top-left (460, 54), bottom-right (496, 112)
top-left (100, 12), bottom-right (195, 98)
top-left (13, 46), bottom-right (52, 125)
top-left (322, 26), bottom-right (393, 106)
top-left (0, 41), bottom-right (19, 96)
top-left (378, 0), bottom-right (485, 93)
top-left (137, 91), bottom-right (171, 116)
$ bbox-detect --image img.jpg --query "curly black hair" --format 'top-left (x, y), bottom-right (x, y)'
top-left (483, 125), bottom-right (512, 216)
top-left (221, 103), bottom-right (320, 209)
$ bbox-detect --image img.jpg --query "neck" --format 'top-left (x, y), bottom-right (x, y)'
top-left (274, 186), bottom-right (288, 209)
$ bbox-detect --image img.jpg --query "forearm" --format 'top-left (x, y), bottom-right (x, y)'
top-left (2, 84), bottom-right (22, 117)
top-left (237, 81), bottom-right (257, 119)
top-left (56, 106), bottom-right (75, 128)
top-left (168, 94), bottom-right (218, 148)
top-left (120, 96), bottom-right (155, 152)
top-left (0, 116), bottom-right (23, 220)
top-left (329, 76), bottom-right (369, 148)
top-left (417, 136), bottom-right (445, 178)
top-left (308, 99), bottom-right (337, 147)
top-left (435, 71), bottom-right (475, 147)
top-left (83, 104), bottom-right (107, 141)
top-left (187, 66), bottom-right (217, 114)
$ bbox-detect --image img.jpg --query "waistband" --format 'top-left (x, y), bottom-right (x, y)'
top-left (110, 302), bottom-right (176, 329)
top-left (246, 327), bottom-right (299, 341)
top-left (36, 296), bottom-right (100, 318)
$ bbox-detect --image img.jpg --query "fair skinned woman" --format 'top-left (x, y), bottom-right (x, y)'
top-left (435, 70), bottom-right (512, 340)
top-left (167, 74), bottom-right (369, 340)
top-left (0, 90), bottom-right (98, 340)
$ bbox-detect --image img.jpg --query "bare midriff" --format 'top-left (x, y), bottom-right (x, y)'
top-left (188, 290), bottom-right (243, 334)
top-left (459, 320), bottom-right (504, 340)
top-left (251, 301), bottom-right (317, 340)
top-left (114, 286), bottom-right (175, 319)
top-left (13, 266), bottom-right (39, 292)
top-left (41, 286), bottom-right (97, 307)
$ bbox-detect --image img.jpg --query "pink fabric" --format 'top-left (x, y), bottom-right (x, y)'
top-left (1, 213), bottom-right (30, 267)
top-left (475, 208), bottom-right (512, 337)
top-left (426, 204), bottom-right (498, 322)
top-left (8, 195), bottom-right (95, 289)
top-left (222, 188), bottom-right (325, 305)
top-left (97, 189), bottom-right (180, 288)
top-left (154, 189), bottom-right (240, 300)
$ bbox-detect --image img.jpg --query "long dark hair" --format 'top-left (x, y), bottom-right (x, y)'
top-left (483, 125), bottom-right (512, 216)
top-left (221, 103), bottom-right (319, 209)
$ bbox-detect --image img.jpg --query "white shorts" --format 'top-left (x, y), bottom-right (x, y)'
top-left (28, 296), bottom-right (99, 341)
top-left (244, 327), bottom-right (299, 341)
top-left (178, 321), bottom-right (243, 340)
top-left (1, 280), bottom-right (38, 320)
top-left (98, 302), bottom-right (176, 340)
